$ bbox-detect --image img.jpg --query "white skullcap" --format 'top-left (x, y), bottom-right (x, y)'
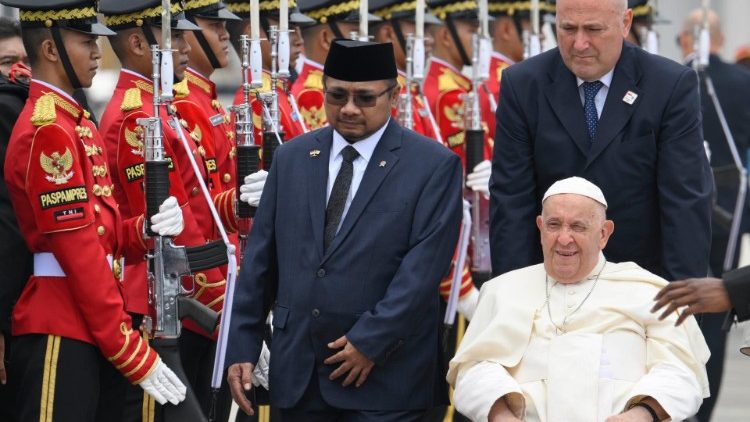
top-left (542, 177), bottom-right (608, 209)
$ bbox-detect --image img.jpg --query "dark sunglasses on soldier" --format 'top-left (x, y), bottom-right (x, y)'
top-left (324, 84), bottom-right (397, 108)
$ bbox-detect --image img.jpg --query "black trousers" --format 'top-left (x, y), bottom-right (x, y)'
top-left (10, 334), bottom-right (128, 422)
top-left (179, 329), bottom-right (233, 421)
top-left (278, 369), bottom-right (426, 422)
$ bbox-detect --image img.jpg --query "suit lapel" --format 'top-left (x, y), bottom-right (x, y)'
top-left (545, 58), bottom-right (591, 156)
top-left (308, 127), bottom-right (332, 261)
top-left (322, 120), bottom-right (401, 263)
top-left (586, 44), bottom-right (642, 167)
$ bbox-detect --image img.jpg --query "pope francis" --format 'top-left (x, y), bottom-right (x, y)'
top-left (447, 177), bottom-right (710, 422)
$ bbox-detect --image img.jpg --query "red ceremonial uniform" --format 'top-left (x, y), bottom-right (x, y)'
top-left (392, 70), bottom-right (440, 140)
top-left (481, 52), bottom-right (513, 140)
top-left (183, 68), bottom-right (236, 192)
top-left (177, 69), bottom-right (242, 263)
top-left (290, 57), bottom-right (327, 130)
top-left (98, 70), bottom-right (229, 337)
top-left (233, 69), bottom-right (306, 148)
top-left (423, 57), bottom-right (493, 168)
top-left (4, 80), bottom-right (157, 383)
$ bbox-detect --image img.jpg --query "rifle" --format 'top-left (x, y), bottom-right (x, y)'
top-left (258, 25), bottom-right (285, 171)
top-left (413, 0), bottom-right (443, 143)
top-left (397, 33), bottom-right (415, 130)
top-left (461, 1), bottom-right (492, 279)
top-left (140, 4), bottom-right (220, 420)
top-left (232, 34), bottom-right (262, 247)
top-left (523, 0), bottom-right (542, 59)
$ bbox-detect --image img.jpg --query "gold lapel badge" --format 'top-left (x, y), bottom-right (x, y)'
top-left (310, 149), bottom-right (321, 158)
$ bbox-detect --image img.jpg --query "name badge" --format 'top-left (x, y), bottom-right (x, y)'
top-left (210, 113), bottom-right (225, 126)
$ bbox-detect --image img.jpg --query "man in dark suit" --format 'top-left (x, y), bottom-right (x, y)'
top-left (489, 0), bottom-right (712, 282)
top-left (226, 39), bottom-right (463, 421)
top-left (676, 8), bottom-right (750, 421)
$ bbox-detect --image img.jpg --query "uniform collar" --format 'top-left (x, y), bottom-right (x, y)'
top-left (118, 69), bottom-right (154, 94)
top-left (186, 67), bottom-right (216, 96)
top-left (491, 51), bottom-right (515, 65)
top-left (302, 56), bottom-right (325, 70)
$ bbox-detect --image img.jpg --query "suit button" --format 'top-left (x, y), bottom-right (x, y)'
top-left (97, 225), bottom-right (105, 236)
top-left (223, 173), bottom-right (231, 183)
top-left (94, 204), bottom-right (101, 213)
top-left (312, 309), bottom-right (320, 318)
top-left (191, 187), bottom-right (199, 196)
top-left (316, 268), bottom-right (326, 278)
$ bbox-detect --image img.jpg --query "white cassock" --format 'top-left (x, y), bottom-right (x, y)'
top-left (447, 254), bottom-right (710, 422)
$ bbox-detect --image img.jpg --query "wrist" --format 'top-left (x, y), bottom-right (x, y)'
top-left (628, 401), bottom-right (659, 422)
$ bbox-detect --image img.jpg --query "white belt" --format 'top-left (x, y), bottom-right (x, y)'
top-left (34, 252), bottom-right (124, 281)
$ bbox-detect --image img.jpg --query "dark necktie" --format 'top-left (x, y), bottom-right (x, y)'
top-left (582, 80), bottom-right (604, 142)
top-left (324, 145), bottom-right (360, 251)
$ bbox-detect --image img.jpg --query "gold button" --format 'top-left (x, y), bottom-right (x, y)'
top-left (94, 204), bottom-right (101, 213)
top-left (97, 226), bottom-right (105, 236)
top-left (223, 173), bottom-right (231, 183)
top-left (191, 187), bottom-right (199, 196)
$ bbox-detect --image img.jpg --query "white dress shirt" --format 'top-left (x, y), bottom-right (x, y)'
top-left (576, 68), bottom-right (615, 119)
top-left (326, 120), bottom-right (389, 231)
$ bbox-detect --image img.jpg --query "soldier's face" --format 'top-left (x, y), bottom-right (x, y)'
top-left (452, 19), bottom-right (479, 62)
top-left (556, 0), bottom-right (632, 81)
top-left (63, 30), bottom-right (101, 88)
top-left (536, 194), bottom-right (613, 284)
top-left (152, 28), bottom-right (191, 80)
top-left (324, 77), bottom-right (398, 141)
top-left (187, 17), bottom-right (231, 69)
top-left (0, 35), bottom-right (28, 76)
top-left (290, 26), bottom-right (304, 69)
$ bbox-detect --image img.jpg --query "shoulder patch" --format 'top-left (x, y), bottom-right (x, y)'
top-left (31, 93), bottom-right (57, 126)
top-left (121, 88), bottom-right (143, 111)
top-left (174, 79), bottom-right (190, 97)
top-left (438, 68), bottom-right (471, 92)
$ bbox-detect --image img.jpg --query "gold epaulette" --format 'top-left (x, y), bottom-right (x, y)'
top-left (121, 88), bottom-right (143, 111)
top-left (174, 79), bottom-right (190, 97)
top-left (304, 70), bottom-right (324, 91)
top-left (31, 93), bottom-right (57, 126)
top-left (438, 68), bottom-right (471, 92)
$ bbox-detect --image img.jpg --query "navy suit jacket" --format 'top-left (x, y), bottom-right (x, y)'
top-left (490, 42), bottom-right (712, 280)
top-left (226, 120), bottom-right (462, 410)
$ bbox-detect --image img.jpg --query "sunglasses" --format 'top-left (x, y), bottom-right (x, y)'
top-left (324, 84), bottom-right (397, 108)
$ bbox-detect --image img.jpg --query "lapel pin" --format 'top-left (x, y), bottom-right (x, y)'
top-left (379, 160), bottom-right (387, 167)
top-left (309, 149), bottom-right (320, 158)
top-left (622, 91), bottom-right (638, 105)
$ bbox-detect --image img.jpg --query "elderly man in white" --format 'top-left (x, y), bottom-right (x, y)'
top-left (448, 177), bottom-right (710, 422)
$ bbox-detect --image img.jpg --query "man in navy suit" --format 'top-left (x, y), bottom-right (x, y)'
top-left (489, 0), bottom-right (712, 282)
top-left (225, 39), bottom-right (463, 421)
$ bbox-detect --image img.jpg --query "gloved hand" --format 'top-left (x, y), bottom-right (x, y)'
top-left (457, 286), bottom-right (480, 321)
top-left (138, 360), bottom-right (187, 405)
top-left (239, 170), bottom-right (268, 207)
top-left (149, 196), bottom-right (184, 236)
top-left (466, 160), bottom-right (491, 198)
top-left (252, 342), bottom-right (271, 390)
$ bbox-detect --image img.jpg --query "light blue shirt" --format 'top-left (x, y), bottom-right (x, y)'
top-left (326, 120), bottom-right (389, 230)
top-left (576, 68), bottom-right (615, 119)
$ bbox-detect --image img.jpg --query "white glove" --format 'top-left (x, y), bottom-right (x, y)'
top-left (138, 360), bottom-right (187, 405)
top-left (149, 196), bottom-right (184, 237)
top-left (466, 160), bottom-right (491, 198)
top-left (239, 170), bottom-right (268, 207)
top-left (457, 286), bottom-right (480, 321)
top-left (252, 342), bottom-right (271, 390)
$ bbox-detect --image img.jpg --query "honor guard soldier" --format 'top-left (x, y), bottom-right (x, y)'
top-left (370, 0), bottom-right (441, 140)
top-left (293, 0), bottom-right (381, 130)
top-left (100, 0), bottom-right (258, 418)
top-left (175, 0), bottom-right (247, 268)
top-left (485, 0), bottom-right (553, 104)
top-left (225, 0), bottom-right (314, 143)
top-left (0, 0), bottom-right (188, 420)
top-left (625, 0), bottom-right (655, 48)
top-left (178, 0), bottom-right (241, 196)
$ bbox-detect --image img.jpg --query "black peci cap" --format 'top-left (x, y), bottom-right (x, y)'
top-left (1, 0), bottom-right (115, 36)
top-left (324, 39), bottom-right (397, 81)
top-left (100, 0), bottom-right (201, 31)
